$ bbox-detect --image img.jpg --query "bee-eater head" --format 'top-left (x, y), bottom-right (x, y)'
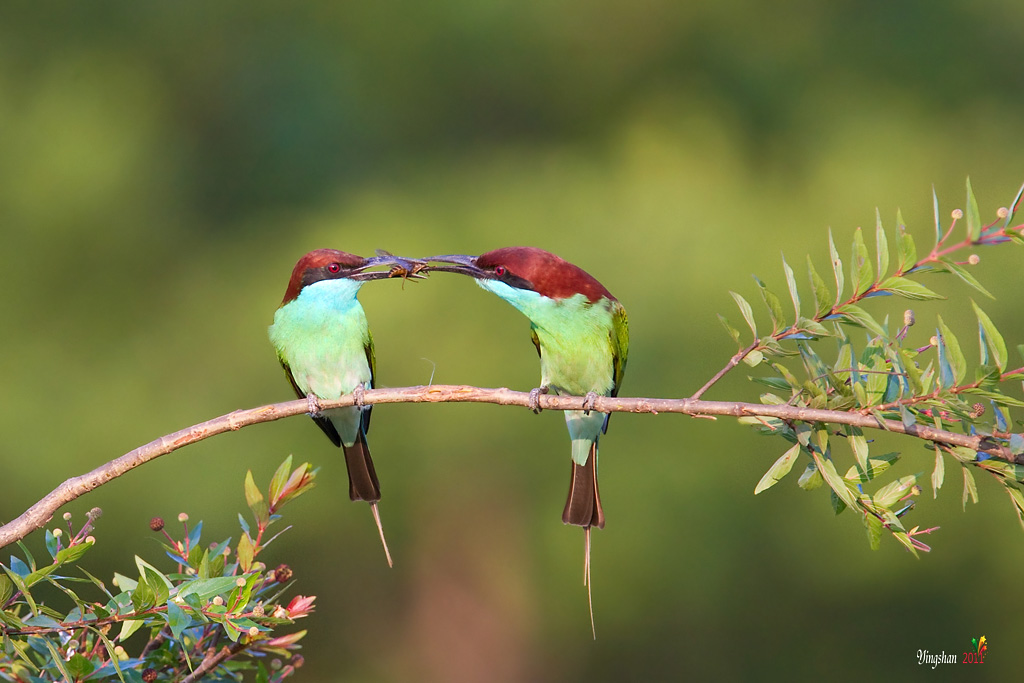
top-left (424, 246), bottom-right (615, 302)
top-left (281, 249), bottom-right (414, 304)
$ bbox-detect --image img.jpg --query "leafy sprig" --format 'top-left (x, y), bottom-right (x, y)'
top-left (1, 456), bottom-right (316, 682)
top-left (713, 180), bottom-right (1024, 553)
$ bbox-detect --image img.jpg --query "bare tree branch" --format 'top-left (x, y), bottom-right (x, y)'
top-left (1, 384), bottom-right (1015, 549)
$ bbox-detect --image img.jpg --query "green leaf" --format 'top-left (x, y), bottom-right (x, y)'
top-left (237, 533), bottom-right (255, 573)
top-left (754, 444), bottom-right (801, 494)
top-left (782, 255), bottom-right (800, 321)
top-left (797, 462), bottom-right (823, 490)
top-left (807, 256), bottom-right (832, 318)
top-left (877, 276), bottom-right (943, 301)
top-left (875, 209), bottom-right (890, 278)
top-left (932, 447), bottom-right (944, 497)
top-left (972, 301), bottom-right (1007, 372)
top-left (844, 452), bottom-right (900, 482)
top-left (718, 314), bottom-right (741, 345)
top-left (245, 471), bottom-right (270, 527)
top-left (118, 616), bottom-right (146, 642)
top-left (268, 455), bottom-right (294, 508)
top-left (42, 639), bottom-right (74, 682)
top-left (1002, 481), bottom-right (1024, 531)
top-left (167, 599), bottom-right (192, 640)
top-left (937, 316), bottom-right (966, 385)
top-left (932, 184), bottom-right (942, 246)
top-left (66, 653), bottom-right (96, 679)
top-left (0, 574), bottom-right (13, 606)
top-left (851, 227), bottom-right (873, 296)
top-left (864, 513), bottom-right (883, 551)
top-left (754, 276), bottom-right (784, 333)
top-left (965, 177), bottom-right (982, 241)
top-left (730, 291), bottom-right (757, 338)
top-left (836, 304), bottom-right (886, 338)
top-left (847, 429), bottom-right (870, 477)
top-left (962, 466), bottom-right (979, 509)
top-left (811, 452), bottom-right (858, 509)
top-left (130, 573), bottom-right (155, 612)
top-left (896, 226), bottom-right (917, 274)
top-left (874, 474), bottom-right (917, 507)
top-left (938, 257), bottom-right (995, 299)
top-left (828, 229), bottom-right (844, 302)
top-left (176, 576), bottom-right (241, 602)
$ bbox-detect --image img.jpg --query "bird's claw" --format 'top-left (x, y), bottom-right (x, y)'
top-left (582, 391), bottom-right (599, 415)
top-left (528, 386), bottom-right (548, 414)
top-left (306, 393), bottom-right (322, 418)
top-left (353, 384), bottom-right (366, 409)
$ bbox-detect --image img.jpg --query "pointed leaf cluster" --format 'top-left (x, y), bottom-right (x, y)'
top-left (1, 457), bottom-right (314, 682)
top-left (733, 181), bottom-right (1024, 552)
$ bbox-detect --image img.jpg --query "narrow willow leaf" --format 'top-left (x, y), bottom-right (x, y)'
top-left (828, 229), bottom-right (844, 302)
top-left (754, 276), bottom-right (784, 333)
top-left (237, 533), bottom-right (255, 572)
top-left (1002, 481), bottom-right (1024, 531)
top-left (932, 447), bottom-right (944, 498)
top-left (876, 209), bottom-right (890, 277)
top-left (836, 304), bottom-right (886, 338)
top-left (900, 405), bottom-right (915, 429)
top-left (797, 462), bottom-right (823, 490)
top-left (971, 301), bottom-right (1007, 372)
top-left (754, 444), bottom-right (802, 494)
top-left (244, 471), bottom-right (269, 526)
top-left (42, 640), bottom-right (75, 683)
top-left (877, 276), bottom-right (943, 301)
top-left (847, 430), bottom-right (870, 476)
top-left (730, 291), bottom-right (757, 338)
top-left (119, 616), bottom-right (145, 642)
top-left (268, 455), bottom-right (294, 508)
top-left (851, 227), bottom-right (873, 296)
top-left (962, 466), bottom-right (979, 509)
top-left (932, 185), bottom-right (942, 246)
top-left (864, 513), bottom-right (883, 550)
top-left (1005, 181), bottom-right (1024, 227)
top-left (807, 256), bottom-right (832, 318)
top-left (874, 474), bottom-right (917, 507)
top-left (937, 316), bottom-right (967, 385)
top-left (896, 227), bottom-right (917, 274)
top-left (718, 314), bottom-right (741, 345)
top-left (939, 257), bottom-right (995, 299)
top-left (782, 255), bottom-right (800, 321)
top-left (965, 177), bottom-right (982, 241)
top-left (811, 452), bottom-right (858, 508)
top-left (844, 452), bottom-right (900, 482)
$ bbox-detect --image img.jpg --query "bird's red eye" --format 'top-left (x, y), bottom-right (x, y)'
top-left (327, 262), bottom-right (342, 274)
top-left (495, 265), bottom-right (507, 276)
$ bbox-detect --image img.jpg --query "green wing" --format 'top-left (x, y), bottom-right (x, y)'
top-left (362, 329), bottom-right (376, 435)
top-left (610, 302), bottom-right (629, 398)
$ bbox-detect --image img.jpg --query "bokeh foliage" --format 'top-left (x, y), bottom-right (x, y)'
top-left (3, 2), bottom-right (1024, 680)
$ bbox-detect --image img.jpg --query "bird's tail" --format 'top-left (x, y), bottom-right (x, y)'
top-left (562, 441), bottom-right (604, 529)
top-left (342, 430), bottom-right (393, 567)
top-left (341, 429), bottom-right (381, 502)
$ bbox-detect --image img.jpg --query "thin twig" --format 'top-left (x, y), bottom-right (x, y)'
top-left (181, 640), bottom-right (250, 683)
top-left (1, 384), bottom-right (1018, 549)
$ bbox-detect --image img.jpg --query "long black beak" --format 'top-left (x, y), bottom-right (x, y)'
top-left (351, 252), bottom-right (428, 281)
top-left (419, 254), bottom-right (489, 278)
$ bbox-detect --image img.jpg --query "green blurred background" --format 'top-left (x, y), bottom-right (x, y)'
top-left (2, 2), bottom-right (1023, 680)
